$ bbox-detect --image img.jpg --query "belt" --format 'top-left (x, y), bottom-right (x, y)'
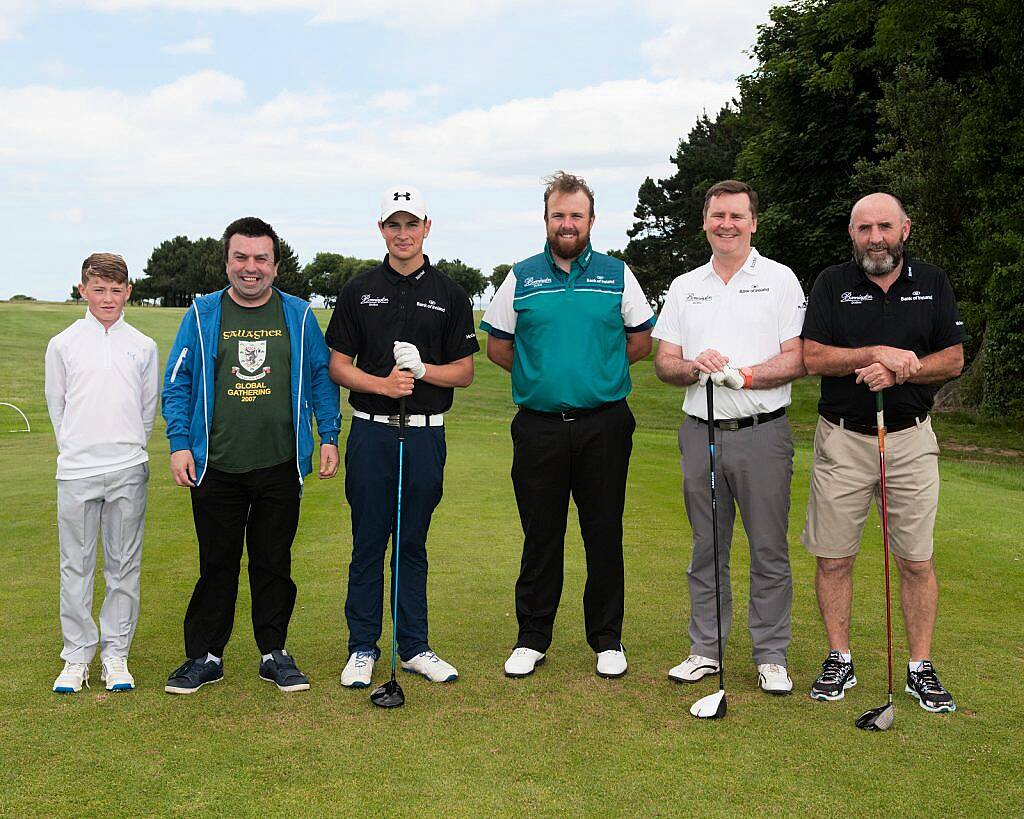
top-left (352, 410), bottom-right (444, 427)
top-left (695, 406), bottom-right (786, 431)
top-left (519, 399), bottom-right (624, 422)
top-left (821, 410), bottom-right (926, 435)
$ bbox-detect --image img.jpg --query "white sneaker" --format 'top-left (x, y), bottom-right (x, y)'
top-left (340, 651), bottom-right (375, 688)
top-left (401, 651), bottom-right (458, 683)
top-left (596, 646), bottom-right (628, 678)
top-left (101, 656), bottom-right (135, 691)
top-left (53, 661), bottom-right (90, 693)
top-left (504, 647), bottom-right (546, 678)
top-left (757, 663), bottom-right (793, 695)
top-left (668, 654), bottom-right (720, 683)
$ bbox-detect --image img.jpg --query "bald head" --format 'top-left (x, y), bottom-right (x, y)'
top-left (848, 192), bottom-right (911, 278)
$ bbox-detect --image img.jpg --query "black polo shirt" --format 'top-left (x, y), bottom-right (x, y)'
top-left (802, 257), bottom-right (966, 425)
top-left (325, 255), bottom-right (479, 415)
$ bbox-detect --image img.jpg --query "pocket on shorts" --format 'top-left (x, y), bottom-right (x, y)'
top-left (813, 419), bottom-right (838, 463)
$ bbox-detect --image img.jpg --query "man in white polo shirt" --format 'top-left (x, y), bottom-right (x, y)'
top-left (652, 180), bottom-right (806, 695)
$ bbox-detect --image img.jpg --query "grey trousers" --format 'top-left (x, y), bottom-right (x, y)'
top-left (56, 463), bottom-right (148, 663)
top-left (679, 414), bottom-right (793, 665)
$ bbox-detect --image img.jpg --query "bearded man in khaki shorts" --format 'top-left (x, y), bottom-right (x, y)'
top-left (801, 193), bottom-right (965, 713)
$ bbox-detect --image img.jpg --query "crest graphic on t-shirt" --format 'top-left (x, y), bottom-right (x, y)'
top-left (232, 339), bottom-right (271, 381)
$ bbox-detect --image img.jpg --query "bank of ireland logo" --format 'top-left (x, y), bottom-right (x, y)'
top-left (232, 339), bottom-right (270, 381)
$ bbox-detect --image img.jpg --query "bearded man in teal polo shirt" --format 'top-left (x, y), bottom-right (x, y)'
top-left (481, 171), bottom-right (655, 680)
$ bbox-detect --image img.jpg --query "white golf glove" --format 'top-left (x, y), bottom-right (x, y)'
top-left (698, 370), bottom-right (711, 387)
top-left (712, 365), bottom-right (746, 390)
top-left (393, 341), bottom-right (426, 379)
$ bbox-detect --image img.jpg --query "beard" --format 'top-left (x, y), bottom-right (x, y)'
top-left (854, 238), bottom-right (904, 277)
top-left (548, 226), bottom-right (590, 261)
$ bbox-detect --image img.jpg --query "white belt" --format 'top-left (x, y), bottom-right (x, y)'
top-left (352, 410), bottom-right (444, 427)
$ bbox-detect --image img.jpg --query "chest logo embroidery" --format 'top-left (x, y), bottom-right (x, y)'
top-left (360, 295), bottom-right (389, 307)
top-left (583, 276), bottom-right (616, 286)
top-left (685, 293), bottom-right (712, 303)
top-left (900, 291), bottom-right (933, 302)
top-left (233, 340), bottom-right (270, 381)
top-left (522, 276), bottom-right (552, 288)
top-left (417, 299), bottom-right (446, 313)
top-left (841, 292), bottom-right (874, 304)
top-left (739, 283), bottom-right (769, 294)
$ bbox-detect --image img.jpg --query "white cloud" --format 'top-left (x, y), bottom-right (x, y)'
top-left (258, 90), bottom-right (336, 122)
top-left (161, 35), bottom-right (214, 54)
top-left (369, 85), bottom-right (444, 111)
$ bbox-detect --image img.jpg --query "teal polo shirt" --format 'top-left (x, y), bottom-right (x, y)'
top-left (480, 243), bottom-right (655, 412)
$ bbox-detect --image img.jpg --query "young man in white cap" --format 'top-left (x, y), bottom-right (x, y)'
top-left (327, 186), bottom-right (478, 688)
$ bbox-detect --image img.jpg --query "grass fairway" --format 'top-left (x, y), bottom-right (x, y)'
top-left (2, 300), bottom-right (1022, 817)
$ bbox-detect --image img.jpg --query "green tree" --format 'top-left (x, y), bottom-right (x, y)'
top-left (138, 235), bottom-right (194, 307)
top-left (435, 258), bottom-right (486, 306)
top-left (306, 253), bottom-right (378, 308)
top-left (489, 263), bottom-right (512, 292)
top-left (273, 239), bottom-right (312, 300)
top-left (69, 286), bottom-right (81, 302)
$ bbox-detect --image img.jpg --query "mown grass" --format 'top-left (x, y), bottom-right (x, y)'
top-left (1, 301), bottom-right (1021, 817)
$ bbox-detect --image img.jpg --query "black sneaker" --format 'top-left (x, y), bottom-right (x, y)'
top-left (259, 650), bottom-right (310, 692)
top-left (905, 661), bottom-right (956, 713)
top-left (810, 650), bottom-right (857, 701)
top-left (165, 657), bottom-right (224, 694)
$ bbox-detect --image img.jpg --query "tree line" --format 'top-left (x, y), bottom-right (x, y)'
top-left (128, 236), bottom-right (491, 309)
top-left (618, 0), bottom-right (1023, 419)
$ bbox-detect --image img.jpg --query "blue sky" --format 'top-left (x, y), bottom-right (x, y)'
top-left (0, 0), bottom-right (779, 301)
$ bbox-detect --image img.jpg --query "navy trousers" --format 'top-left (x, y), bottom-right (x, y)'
top-left (344, 417), bottom-right (445, 661)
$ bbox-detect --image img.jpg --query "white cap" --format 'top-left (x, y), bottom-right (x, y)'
top-left (380, 185), bottom-right (427, 222)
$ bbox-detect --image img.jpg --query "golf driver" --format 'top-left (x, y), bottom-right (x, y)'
top-left (856, 390), bottom-right (895, 731)
top-left (690, 378), bottom-right (727, 720)
top-left (371, 397), bottom-right (407, 709)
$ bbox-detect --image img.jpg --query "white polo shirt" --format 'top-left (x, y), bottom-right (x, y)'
top-left (653, 248), bottom-right (805, 420)
top-left (45, 310), bottom-right (159, 480)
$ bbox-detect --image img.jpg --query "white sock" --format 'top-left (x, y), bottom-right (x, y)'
top-left (838, 651), bottom-right (852, 663)
top-left (908, 659), bottom-right (926, 672)
top-left (262, 649), bottom-right (287, 662)
top-left (205, 653), bottom-right (222, 665)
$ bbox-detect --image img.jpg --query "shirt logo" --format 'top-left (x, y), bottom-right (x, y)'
top-left (685, 293), bottom-right (712, 303)
top-left (360, 294), bottom-right (389, 307)
top-left (394, 192), bottom-right (411, 201)
top-left (417, 300), bottom-right (446, 313)
top-left (900, 291), bottom-right (933, 302)
top-left (232, 340), bottom-right (270, 381)
top-left (841, 291), bottom-right (874, 304)
top-left (798, 298), bottom-right (808, 309)
top-left (583, 276), bottom-right (616, 286)
top-left (739, 284), bottom-right (769, 294)
top-left (523, 276), bottom-right (552, 288)
top-left (125, 350), bottom-right (137, 361)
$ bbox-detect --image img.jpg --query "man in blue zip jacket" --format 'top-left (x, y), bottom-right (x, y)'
top-left (161, 216), bottom-right (340, 694)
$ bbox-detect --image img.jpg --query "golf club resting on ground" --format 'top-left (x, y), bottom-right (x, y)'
top-left (45, 181), bottom-right (963, 726)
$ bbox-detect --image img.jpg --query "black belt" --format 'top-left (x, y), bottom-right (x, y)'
top-left (519, 399), bottom-right (624, 422)
top-left (695, 407), bottom-right (786, 431)
top-left (821, 410), bottom-right (927, 435)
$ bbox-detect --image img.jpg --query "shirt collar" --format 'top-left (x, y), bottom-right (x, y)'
top-left (383, 254), bottom-right (430, 285)
top-left (701, 247), bottom-right (760, 281)
top-left (84, 308), bottom-right (124, 332)
top-left (543, 241), bottom-right (594, 275)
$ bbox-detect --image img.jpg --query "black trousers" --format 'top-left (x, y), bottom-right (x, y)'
top-left (511, 400), bottom-right (635, 653)
top-left (184, 460), bottom-right (301, 658)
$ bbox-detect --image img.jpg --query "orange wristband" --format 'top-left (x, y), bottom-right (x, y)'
top-left (741, 367), bottom-right (753, 389)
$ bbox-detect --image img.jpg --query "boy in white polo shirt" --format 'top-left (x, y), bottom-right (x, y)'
top-left (44, 253), bottom-right (159, 693)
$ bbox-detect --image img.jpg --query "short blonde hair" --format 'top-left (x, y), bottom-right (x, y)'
top-left (81, 253), bottom-right (129, 285)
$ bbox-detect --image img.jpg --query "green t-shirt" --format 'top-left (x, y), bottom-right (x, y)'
top-left (208, 290), bottom-right (295, 472)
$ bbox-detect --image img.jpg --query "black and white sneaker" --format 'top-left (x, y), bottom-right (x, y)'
top-left (810, 651), bottom-right (857, 701)
top-left (905, 661), bottom-right (956, 713)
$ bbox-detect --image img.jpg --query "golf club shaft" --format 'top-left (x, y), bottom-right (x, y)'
top-left (876, 391), bottom-right (894, 701)
top-left (391, 396), bottom-right (406, 682)
top-left (706, 381), bottom-right (725, 691)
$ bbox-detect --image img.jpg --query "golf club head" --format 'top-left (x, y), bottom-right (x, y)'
top-left (855, 703), bottom-right (894, 731)
top-left (689, 688), bottom-right (727, 720)
top-left (370, 678), bottom-right (405, 709)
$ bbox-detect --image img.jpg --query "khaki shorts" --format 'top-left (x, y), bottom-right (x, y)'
top-left (801, 415), bottom-right (940, 561)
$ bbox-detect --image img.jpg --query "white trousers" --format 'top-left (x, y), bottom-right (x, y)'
top-left (56, 463), bottom-right (148, 663)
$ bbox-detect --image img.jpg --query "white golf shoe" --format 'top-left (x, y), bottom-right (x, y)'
top-left (596, 646), bottom-right (628, 678)
top-left (53, 661), bottom-right (90, 693)
top-left (401, 651), bottom-right (458, 683)
top-left (101, 656), bottom-right (135, 691)
top-left (668, 654), bottom-right (720, 683)
top-left (340, 651), bottom-right (375, 688)
top-left (504, 647), bottom-right (545, 678)
top-left (757, 663), bottom-right (793, 695)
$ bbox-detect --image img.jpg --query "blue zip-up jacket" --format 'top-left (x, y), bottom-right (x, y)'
top-left (162, 287), bottom-right (341, 486)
